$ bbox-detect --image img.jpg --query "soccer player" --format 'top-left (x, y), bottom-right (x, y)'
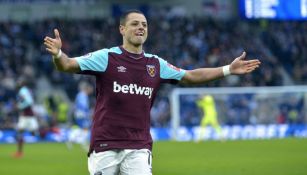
top-left (196, 95), bottom-right (223, 142)
top-left (13, 77), bottom-right (38, 158)
top-left (43, 10), bottom-right (260, 175)
top-left (66, 81), bottom-right (93, 151)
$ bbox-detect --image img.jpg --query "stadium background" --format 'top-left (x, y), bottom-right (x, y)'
top-left (0, 0), bottom-right (306, 175)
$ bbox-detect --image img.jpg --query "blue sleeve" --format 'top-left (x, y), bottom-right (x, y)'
top-left (158, 57), bottom-right (186, 80)
top-left (17, 87), bottom-right (33, 110)
top-left (75, 92), bottom-right (89, 111)
top-left (75, 49), bottom-right (108, 72)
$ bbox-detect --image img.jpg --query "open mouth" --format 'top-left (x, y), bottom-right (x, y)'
top-left (135, 32), bottom-right (144, 36)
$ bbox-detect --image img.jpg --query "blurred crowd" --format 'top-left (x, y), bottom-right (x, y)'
top-left (180, 92), bottom-right (305, 128)
top-left (263, 21), bottom-right (307, 84)
top-left (0, 13), bottom-right (306, 130)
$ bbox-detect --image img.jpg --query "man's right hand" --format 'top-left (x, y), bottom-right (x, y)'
top-left (44, 29), bottom-right (62, 57)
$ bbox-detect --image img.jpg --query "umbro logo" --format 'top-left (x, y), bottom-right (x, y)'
top-left (117, 66), bottom-right (127, 72)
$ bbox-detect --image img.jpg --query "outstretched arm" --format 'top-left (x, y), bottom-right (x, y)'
top-left (180, 52), bottom-right (261, 84)
top-left (44, 29), bottom-right (80, 73)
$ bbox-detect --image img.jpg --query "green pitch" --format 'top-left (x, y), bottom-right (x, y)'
top-left (0, 138), bottom-right (306, 175)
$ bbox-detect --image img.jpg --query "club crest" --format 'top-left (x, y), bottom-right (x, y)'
top-left (146, 65), bottom-right (156, 77)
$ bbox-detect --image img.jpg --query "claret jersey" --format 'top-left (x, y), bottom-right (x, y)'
top-left (17, 86), bottom-right (34, 116)
top-left (75, 46), bottom-right (186, 154)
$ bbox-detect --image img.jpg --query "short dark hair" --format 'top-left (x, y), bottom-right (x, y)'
top-left (16, 76), bottom-right (27, 88)
top-left (119, 9), bottom-right (144, 25)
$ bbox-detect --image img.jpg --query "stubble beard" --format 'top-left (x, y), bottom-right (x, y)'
top-left (130, 37), bottom-right (145, 47)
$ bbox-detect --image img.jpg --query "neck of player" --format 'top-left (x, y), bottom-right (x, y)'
top-left (122, 42), bottom-right (143, 54)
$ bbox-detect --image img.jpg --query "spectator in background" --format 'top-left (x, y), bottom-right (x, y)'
top-left (56, 96), bottom-right (69, 125)
top-left (13, 77), bottom-right (38, 158)
top-left (44, 95), bottom-right (58, 128)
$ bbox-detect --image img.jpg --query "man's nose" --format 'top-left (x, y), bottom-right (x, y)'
top-left (137, 24), bottom-right (145, 30)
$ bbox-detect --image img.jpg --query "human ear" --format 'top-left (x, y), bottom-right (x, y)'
top-left (119, 25), bottom-right (125, 36)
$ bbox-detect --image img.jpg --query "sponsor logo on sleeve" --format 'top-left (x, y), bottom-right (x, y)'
top-left (80, 53), bottom-right (92, 59)
top-left (167, 63), bottom-right (181, 72)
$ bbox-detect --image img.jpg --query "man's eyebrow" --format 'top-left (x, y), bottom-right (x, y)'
top-left (130, 20), bottom-right (147, 23)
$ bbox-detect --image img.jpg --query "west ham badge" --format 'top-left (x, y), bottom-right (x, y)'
top-left (146, 65), bottom-right (156, 77)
